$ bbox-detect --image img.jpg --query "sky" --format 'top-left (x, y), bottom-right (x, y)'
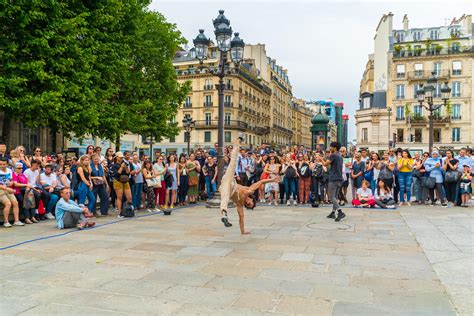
top-left (151, 0), bottom-right (472, 141)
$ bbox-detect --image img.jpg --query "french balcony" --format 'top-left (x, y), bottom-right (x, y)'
top-left (393, 45), bottom-right (473, 59)
top-left (407, 69), bottom-right (450, 82)
top-left (203, 102), bottom-right (213, 107)
top-left (193, 119), bottom-right (249, 130)
top-left (203, 85), bottom-right (213, 90)
top-left (224, 102), bottom-right (233, 107)
top-left (406, 115), bottom-right (451, 125)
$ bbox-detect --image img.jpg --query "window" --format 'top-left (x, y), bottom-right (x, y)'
top-left (226, 79), bottom-right (232, 90)
top-left (430, 29), bottom-right (439, 40)
top-left (225, 131), bottom-right (231, 142)
top-left (397, 129), bottom-right (404, 143)
top-left (433, 62), bottom-right (442, 76)
top-left (434, 129), bottom-right (441, 143)
top-left (452, 128), bottom-right (460, 142)
top-left (396, 106), bottom-right (404, 120)
top-left (414, 84), bottom-right (422, 98)
top-left (204, 95), bottom-right (212, 106)
top-left (452, 61), bottom-right (461, 75)
top-left (183, 132), bottom-right (189, 143)
top-left (396, 32), bottom-right (405, 43)
top-left (204, 79), bottom-right (212, 90)
top-left (414, 63), bottom-right (423, 77)
top-left (414, 129), bottom-right (422, 143)
top-left (452, 104), bottom-right (461, 119)
top-left (224, 95), bottom-right (232, 107)
top-left (184, 96), bottom-right (192, 107)
top-left (361, 128), bottom-right (368, 142)
top-left (433, 83), bottom-right (441, 98)
top-left (414, 105), bottom-right (423, 117)
top-left (183, 113), bottom-right (191, 120)
top-left (433, 105), bottom-right (442, 118)
top-left (412, 31), bottom-right (421, 41)
top-left (224, 113), bottom-right (231, 125)
top-left (450, 27), bottom-right (461, 38)
top-left (452, 82), bottom-right (461, 97)
top-left (396, 84), bottom-right (405, 99)
top-left (204, 131), bottom-right (211, 143)
top-left (413, 45), bottom-right (422, 56)
top-left (169, 135), bottom-right (175, 143)
top-left (451, 42), bottom-right (461, 53)
top-left (205, 113), bottom-right (211, 125)
top-left (396, 65), bottom-right (405, 78)
top-left (362, 97), bottom-right (371, 109)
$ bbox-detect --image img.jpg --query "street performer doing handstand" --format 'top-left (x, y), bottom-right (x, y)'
top-left (220, 137), bottom-right (279, 234)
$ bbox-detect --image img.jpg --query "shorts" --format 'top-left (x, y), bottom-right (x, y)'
top-left (113, 180), bottom-right (130, 191)
top-left (0, 191), bottom-right (17, 204)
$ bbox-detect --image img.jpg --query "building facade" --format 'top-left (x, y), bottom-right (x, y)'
top-left (390, 14), bottom-right (473, 151)
top-left (291, 98), bottom-right (313, 147)
top-left (356, 13), bottom-right (473, 152)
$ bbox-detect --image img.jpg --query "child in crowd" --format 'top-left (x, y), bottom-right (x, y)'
top-left (374, 180), bottom-right (396, 209)
top-left (352, 180), bottom-right (375, 208)
top-left (460, 165), bottom-right (472, 207)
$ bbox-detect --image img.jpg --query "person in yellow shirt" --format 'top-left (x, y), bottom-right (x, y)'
top-left (397, 150), bottom-right (414, 206)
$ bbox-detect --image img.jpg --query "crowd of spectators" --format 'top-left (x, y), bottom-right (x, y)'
top-left (0, 140), bottom-right (473, 230)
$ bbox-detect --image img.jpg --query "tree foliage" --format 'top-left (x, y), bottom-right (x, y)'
top-left (0, 0), bottom-right (189, 146)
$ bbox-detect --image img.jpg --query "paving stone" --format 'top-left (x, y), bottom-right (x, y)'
top-left (228, 249), bottom-right (282, 259)
top-left (279, 252), bottom-right (314, 262)
top-left (201, 263), bottom-right (262, 277)
top-left (312, 254), bottom-right (344, 265)
top-left (176, 246), bottom-right (233, 257)
top-left (146, 270), bottom-right (214, 287)
top-left (0, 295), bottom-right (41, 316)
top-left (205, 275), bottom-right (281, 292)
top-left (275, 295), bottom-right (333, 315)
top-left (94, 294), bottom-right (181, 314)
top-left (275, 280), bottom-right (313, 296)
top-left (158, 285), bottom-right (239, 308)
top-left (311, 283), bottom-right (372, 304)
top-left (19, 303), bottom-right (125, 315)
top-left (98, 279), bottom-right (172, 296)
top-left (232, 291), bottom-right (279, 311)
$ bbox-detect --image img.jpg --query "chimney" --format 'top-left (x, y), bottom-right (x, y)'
top-left (403, 14), bottom-right (409, 31)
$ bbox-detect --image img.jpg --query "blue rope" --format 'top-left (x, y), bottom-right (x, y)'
top-left (0, 203), bottom-right (201, 251)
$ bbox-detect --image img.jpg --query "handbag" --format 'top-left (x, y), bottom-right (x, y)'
top-left (364, 169), bottom-right (373, 182)
top-left (260, 172), bottom-right (269, 180)
top-left (188, 175), bottom-right (198, 186)
top-left (92, 178), bottom-right (104, 186)
top-left (119, 174), bottom-right (129, 183)
top-left (23, 189), bottom-right (35, 209)
top-left (422, 176), bottom-right (436, 189)
top-left (164, 172), bottom-right (173, 188)
top-left (444, 170), bottom-right (460, 183)
top-left (145, 177), bottom-right (161, 188)
top-left (413, 169), bottom-right (422, 178)
top-left (119, 202), bottom-right (135, 218)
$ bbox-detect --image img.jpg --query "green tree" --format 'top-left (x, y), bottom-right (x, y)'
top-left (0, 0), bottom-right (189, 150)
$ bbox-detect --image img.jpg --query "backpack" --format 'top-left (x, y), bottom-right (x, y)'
top-left (312, 164), bottom-right (323, 178)
top-left (120, 202), bottom-right (135, 218)
top-left (71, 171), bottom-right (80, 191)
top-left (285, 165), bottom-right (297, 179)
top-left (164, 172), bottom-right (173, 188)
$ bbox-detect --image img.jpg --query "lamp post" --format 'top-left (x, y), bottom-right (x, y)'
top-left (193, 10), bottom-right (245, 208)
top-left (182, 117), bottom-right (195, 155)
top-left (416, 72), bottom-right (451, 153)
top-left (387, 107), bottom-right (392, 149)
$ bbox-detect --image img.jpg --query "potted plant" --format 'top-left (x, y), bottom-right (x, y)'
top-left (445, 100), bottom-right (452, 118)
top-left (434, 44), bottom-right (443, 54)
top-left (414, 46), bottom-right (423, 56)
top-left (405, 44), bottom-right (412, 56)
top-left (404, 103), bottom-right (412, 120)
top-left (394, 44), bottom-right (402, 57)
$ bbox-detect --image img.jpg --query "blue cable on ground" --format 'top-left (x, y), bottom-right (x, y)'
top-left (0, 203), bottom-right (201, 251)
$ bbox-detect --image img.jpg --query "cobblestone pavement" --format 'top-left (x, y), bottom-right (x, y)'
top-left (0, 203), bottom-right (472, 315)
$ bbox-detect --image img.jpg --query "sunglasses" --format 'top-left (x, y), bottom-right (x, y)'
top-left (35, 150), bottom-right (41, 153)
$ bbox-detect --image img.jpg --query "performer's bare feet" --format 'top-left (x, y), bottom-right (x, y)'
top-left (241, 231), bottom-right (251, 235)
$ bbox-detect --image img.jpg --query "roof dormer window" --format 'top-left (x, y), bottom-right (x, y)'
top-left (429, 29), bottom-right (439, 40)
top-left (396, 31), bottom-right (405, 43)
top-left (412, 31), bottom-right (422, 41)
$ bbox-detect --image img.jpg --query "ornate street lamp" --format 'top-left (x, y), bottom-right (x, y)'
top-left (416, 72), bottom-right (451, 153)
top-left (193, 10), bottom-right (245, 208)
top-left (182, 117), bottom-right (195, 155)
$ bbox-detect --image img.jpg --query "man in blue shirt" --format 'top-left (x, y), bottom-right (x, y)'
top-left (55, 188), bottom-right (95, 229)
top-left (455, 149), bottom-right (474, 172)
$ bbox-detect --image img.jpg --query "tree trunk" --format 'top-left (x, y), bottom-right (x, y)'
top-left (115, 134), bottom-right (120, 152)
top-left (51, 130), bottom-right (57, 153)
top-left (1, 113), bottom-right (12, 148)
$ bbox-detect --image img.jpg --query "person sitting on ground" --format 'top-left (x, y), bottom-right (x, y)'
top-left (374, 180), bottom-right (396, 209)
top-left (352, 180), bottom-right (375, 208)
top-left (55, 188), bottom-right (95, 229)
top-left (0, 158), bottom-right (24, 227)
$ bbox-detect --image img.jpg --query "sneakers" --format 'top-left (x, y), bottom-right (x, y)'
top-left (268, 202), bottom-right (272, 206)
top-left (221, 217), bottom-right (232, 227)
top-left (327, 211), bottom-right (336, 219)
top-left (13, 221), bottom-right (25, 226)
top-left (3, 222), bottom-right (12, 228)
top-left (387, 205), bottom-right (396, 209)
top-left (335, 211), bottom-right (346, 222)
top-left (274, 201), bottom-right (278, 206)
top-left (286, 200), bottom-right (290, 206)
top-left (293, 200), bottom-right (297, 206)
top-left (45, 213), bottom-right (55, 220)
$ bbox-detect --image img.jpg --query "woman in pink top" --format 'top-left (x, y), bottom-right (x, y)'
top-left (12, 163), bottom-right (38, 224)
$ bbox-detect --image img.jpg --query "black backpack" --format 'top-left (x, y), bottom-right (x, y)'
top-left (120, 202), bottom-right (135, 218)
top-left (164, 172), bottom-right (173, 188)
top-left (312, 164), bottom-right (323, 178)
top-left (71, 171), bottom-right (80, 191)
